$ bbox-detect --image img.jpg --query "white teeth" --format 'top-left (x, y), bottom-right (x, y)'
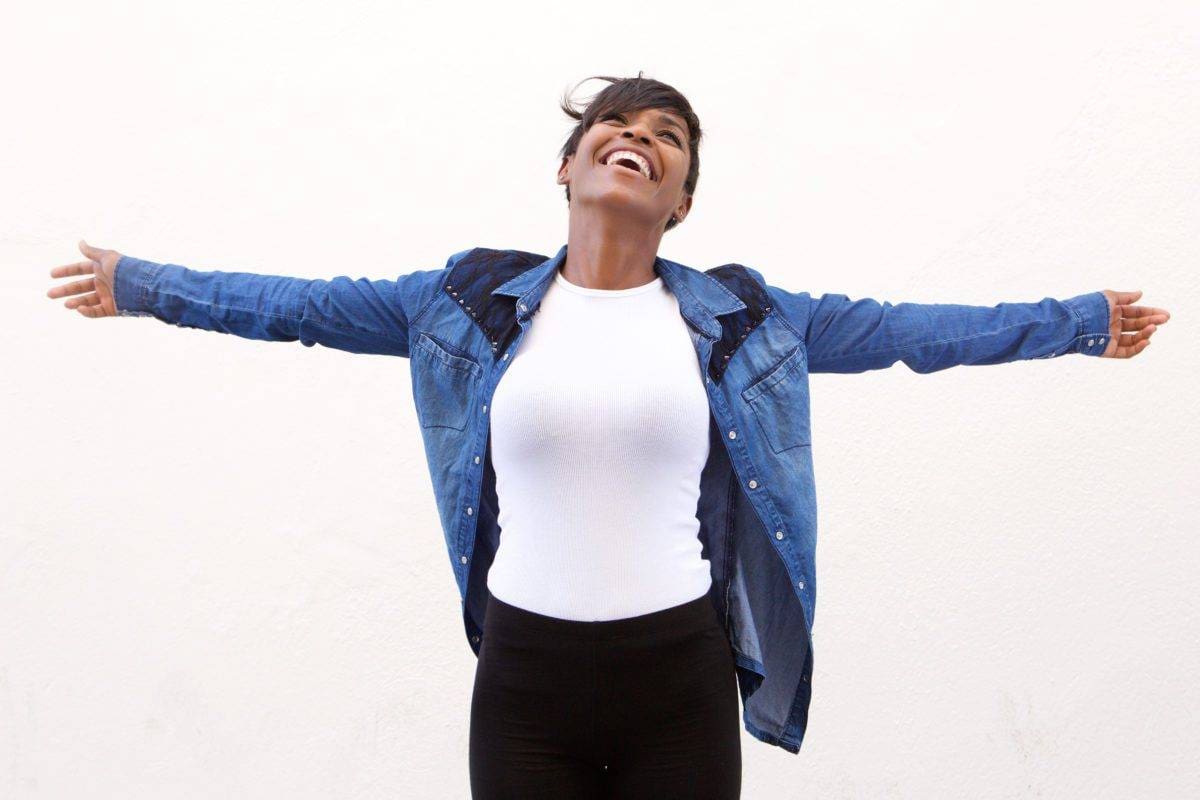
top-left (603, 149), bottom-right (653, 180)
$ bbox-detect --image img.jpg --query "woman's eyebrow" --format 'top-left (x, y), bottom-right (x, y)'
top-left (608, 109), bottom-right (688, 134)
top-left (656, 113), bottom-right (687, 133)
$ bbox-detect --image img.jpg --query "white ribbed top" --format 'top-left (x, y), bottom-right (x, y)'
top-left (485, 265), bottom-right (713, 621)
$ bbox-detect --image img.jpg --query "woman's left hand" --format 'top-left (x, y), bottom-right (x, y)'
top-left (1100, 290), bottom-right (1170, 359)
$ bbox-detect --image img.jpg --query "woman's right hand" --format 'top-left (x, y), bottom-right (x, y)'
top-left (46, 240), bottom-right (124, 318)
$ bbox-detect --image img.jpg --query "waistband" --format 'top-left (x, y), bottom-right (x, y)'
top-left (484, 589), bottom-right (720, 641)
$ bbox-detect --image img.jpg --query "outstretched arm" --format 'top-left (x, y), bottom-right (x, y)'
top-left (756, 271), bottom-right (1169, 374)
top-left (48, 240), bottom-right (463, 358)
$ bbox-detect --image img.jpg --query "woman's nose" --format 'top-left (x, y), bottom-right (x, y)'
top-left (621, 129), bottom-right (652, 145)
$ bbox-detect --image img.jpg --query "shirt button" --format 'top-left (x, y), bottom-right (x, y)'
top-left (1087, 338), bottom-right (1095, 346)
top-left (472, 635), bottom-right (480, 643)
top-left (748, 479), bottom-right (758, 489)
top-left (466, 507), bottom-right (473, 516)
top-left (460, 555), bottom-right (467, 564)
top-left (474, 456), bottom-right (481, 464)
top-left (518, 303), bottom-right (527, 312)
top-left (1098, 337), bottom-right (1105, 344)
top-left (728, 430), bottom-right (737, 439)
top-left (797, 580), bottom-right (805, 590)
top-left (503, 353), bottom-right (510, 360)
top-left (775, 531), bottom-right (784, 540)
top-left (482, 404), bottom-right (488, 413)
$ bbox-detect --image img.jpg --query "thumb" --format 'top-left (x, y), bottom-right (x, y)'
top-left (78, 239), bottom-right (103, 261)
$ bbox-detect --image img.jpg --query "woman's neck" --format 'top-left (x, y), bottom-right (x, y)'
top-left (561, 212), bottom-right (663, 290)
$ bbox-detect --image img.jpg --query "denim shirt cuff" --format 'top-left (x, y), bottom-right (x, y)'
top-left (114, 255), bottom-right (164, 317)
top-left (1060, 291), bottom-right (1111, 356)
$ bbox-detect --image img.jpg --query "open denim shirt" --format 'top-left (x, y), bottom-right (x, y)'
top-left (113, 244), bottom-right (1110, 753)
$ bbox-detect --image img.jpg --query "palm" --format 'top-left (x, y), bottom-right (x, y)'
top-left (1100, 289), bottom-right (1170, 358)
top-left (46, 240), bottom-right (123, 318)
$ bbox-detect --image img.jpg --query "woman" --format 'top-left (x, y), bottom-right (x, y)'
top-left (47, 74), bottom-right (1170, 799)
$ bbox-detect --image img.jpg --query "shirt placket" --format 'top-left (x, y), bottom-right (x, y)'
top-left (456, 300), bottom-right (534, 625)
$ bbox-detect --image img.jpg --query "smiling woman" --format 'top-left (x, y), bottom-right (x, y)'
top-left (557, 72), bottom-right (704, 233)
top-left (43, 64), bottom-right (1171, 800)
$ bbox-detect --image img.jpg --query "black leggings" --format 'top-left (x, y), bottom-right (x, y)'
top-left (469, 589), bottom-right (742, 799)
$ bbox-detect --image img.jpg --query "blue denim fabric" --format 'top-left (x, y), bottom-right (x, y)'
top-left (113, 245), bottom-right (1111, 753)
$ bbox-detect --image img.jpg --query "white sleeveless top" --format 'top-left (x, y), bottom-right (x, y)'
top-left (485, 264), bottom-right (714, 621)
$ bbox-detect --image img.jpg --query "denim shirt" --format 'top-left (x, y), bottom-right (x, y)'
top-left (113, 244), bottom-right (1110, 753)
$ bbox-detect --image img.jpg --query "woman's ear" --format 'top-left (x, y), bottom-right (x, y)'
top-left (556, 156), bottom-right (571, 185)
top-left (673, 194), bottom-right (693, 224)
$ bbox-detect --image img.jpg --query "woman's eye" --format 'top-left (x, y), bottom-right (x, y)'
top-left (601, 114), bottom-right (680, 144)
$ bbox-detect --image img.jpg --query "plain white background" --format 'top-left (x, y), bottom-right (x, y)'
top-left (4, 1), bottom-right (1197, 797)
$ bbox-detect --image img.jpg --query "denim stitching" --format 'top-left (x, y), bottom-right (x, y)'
top-left (140, 261), bottom-right (164, 308)
top-left (410, 260), bottom-right (465, 328)
top-left (741, 346), bottom-right (804, 402)
top-left (413, 332), bottom-right (482, 379)
top-left (1064, 297), bottom-right (1085, 353)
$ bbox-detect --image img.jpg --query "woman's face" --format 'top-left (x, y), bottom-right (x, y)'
top-left (557, 106), bottom-right (693, 230)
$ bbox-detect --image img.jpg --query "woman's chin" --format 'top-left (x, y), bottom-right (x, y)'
top-left (576, 190), bottom-right (662, 224)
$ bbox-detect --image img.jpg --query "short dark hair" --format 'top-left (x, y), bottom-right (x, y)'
top-left (558, 73), bottom-right (703, 232)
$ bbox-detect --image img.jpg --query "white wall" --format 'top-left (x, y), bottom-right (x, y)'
top-left (4, 1), bottom-right (1197, 797)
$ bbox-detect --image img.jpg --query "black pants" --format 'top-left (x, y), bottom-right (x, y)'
top-left (469, 589), bottom-right (742, 799)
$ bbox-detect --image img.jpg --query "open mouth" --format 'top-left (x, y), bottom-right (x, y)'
top-left (611, 158), bottom-right (644, 176)
top-left (600, 149), bottom-right (655, 181)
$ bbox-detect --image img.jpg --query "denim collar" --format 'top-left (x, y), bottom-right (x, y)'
top-left (490, 243), bottom-right (746, 340)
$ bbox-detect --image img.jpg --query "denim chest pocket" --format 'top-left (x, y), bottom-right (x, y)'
top-left (740, 345), bottom-right (812, 453)
top-left (411, 331), bottom-right (482, 431)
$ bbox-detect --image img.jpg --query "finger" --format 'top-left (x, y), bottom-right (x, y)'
top-left (65, 291), bottom-right (102, 309)
top-left (64, 291), bottom-right (99, 309)
top-left (48, 276), bottom-right (96, 299)
top-left (1119, 313), bottom-right (1166, 332)
top-left (1126, 325), bottom-right (1156, 342)
top-left (1120, 304), bottom-right (1169, 320)
top-left (1115, 326), bottom-right (1155, 356)
top-left (1116, 338), bottom-right (1151, 358)
top-left (1110, 290), bottom-right (1143, 305)
top-left (48, 259), bottom-right (98, 280)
